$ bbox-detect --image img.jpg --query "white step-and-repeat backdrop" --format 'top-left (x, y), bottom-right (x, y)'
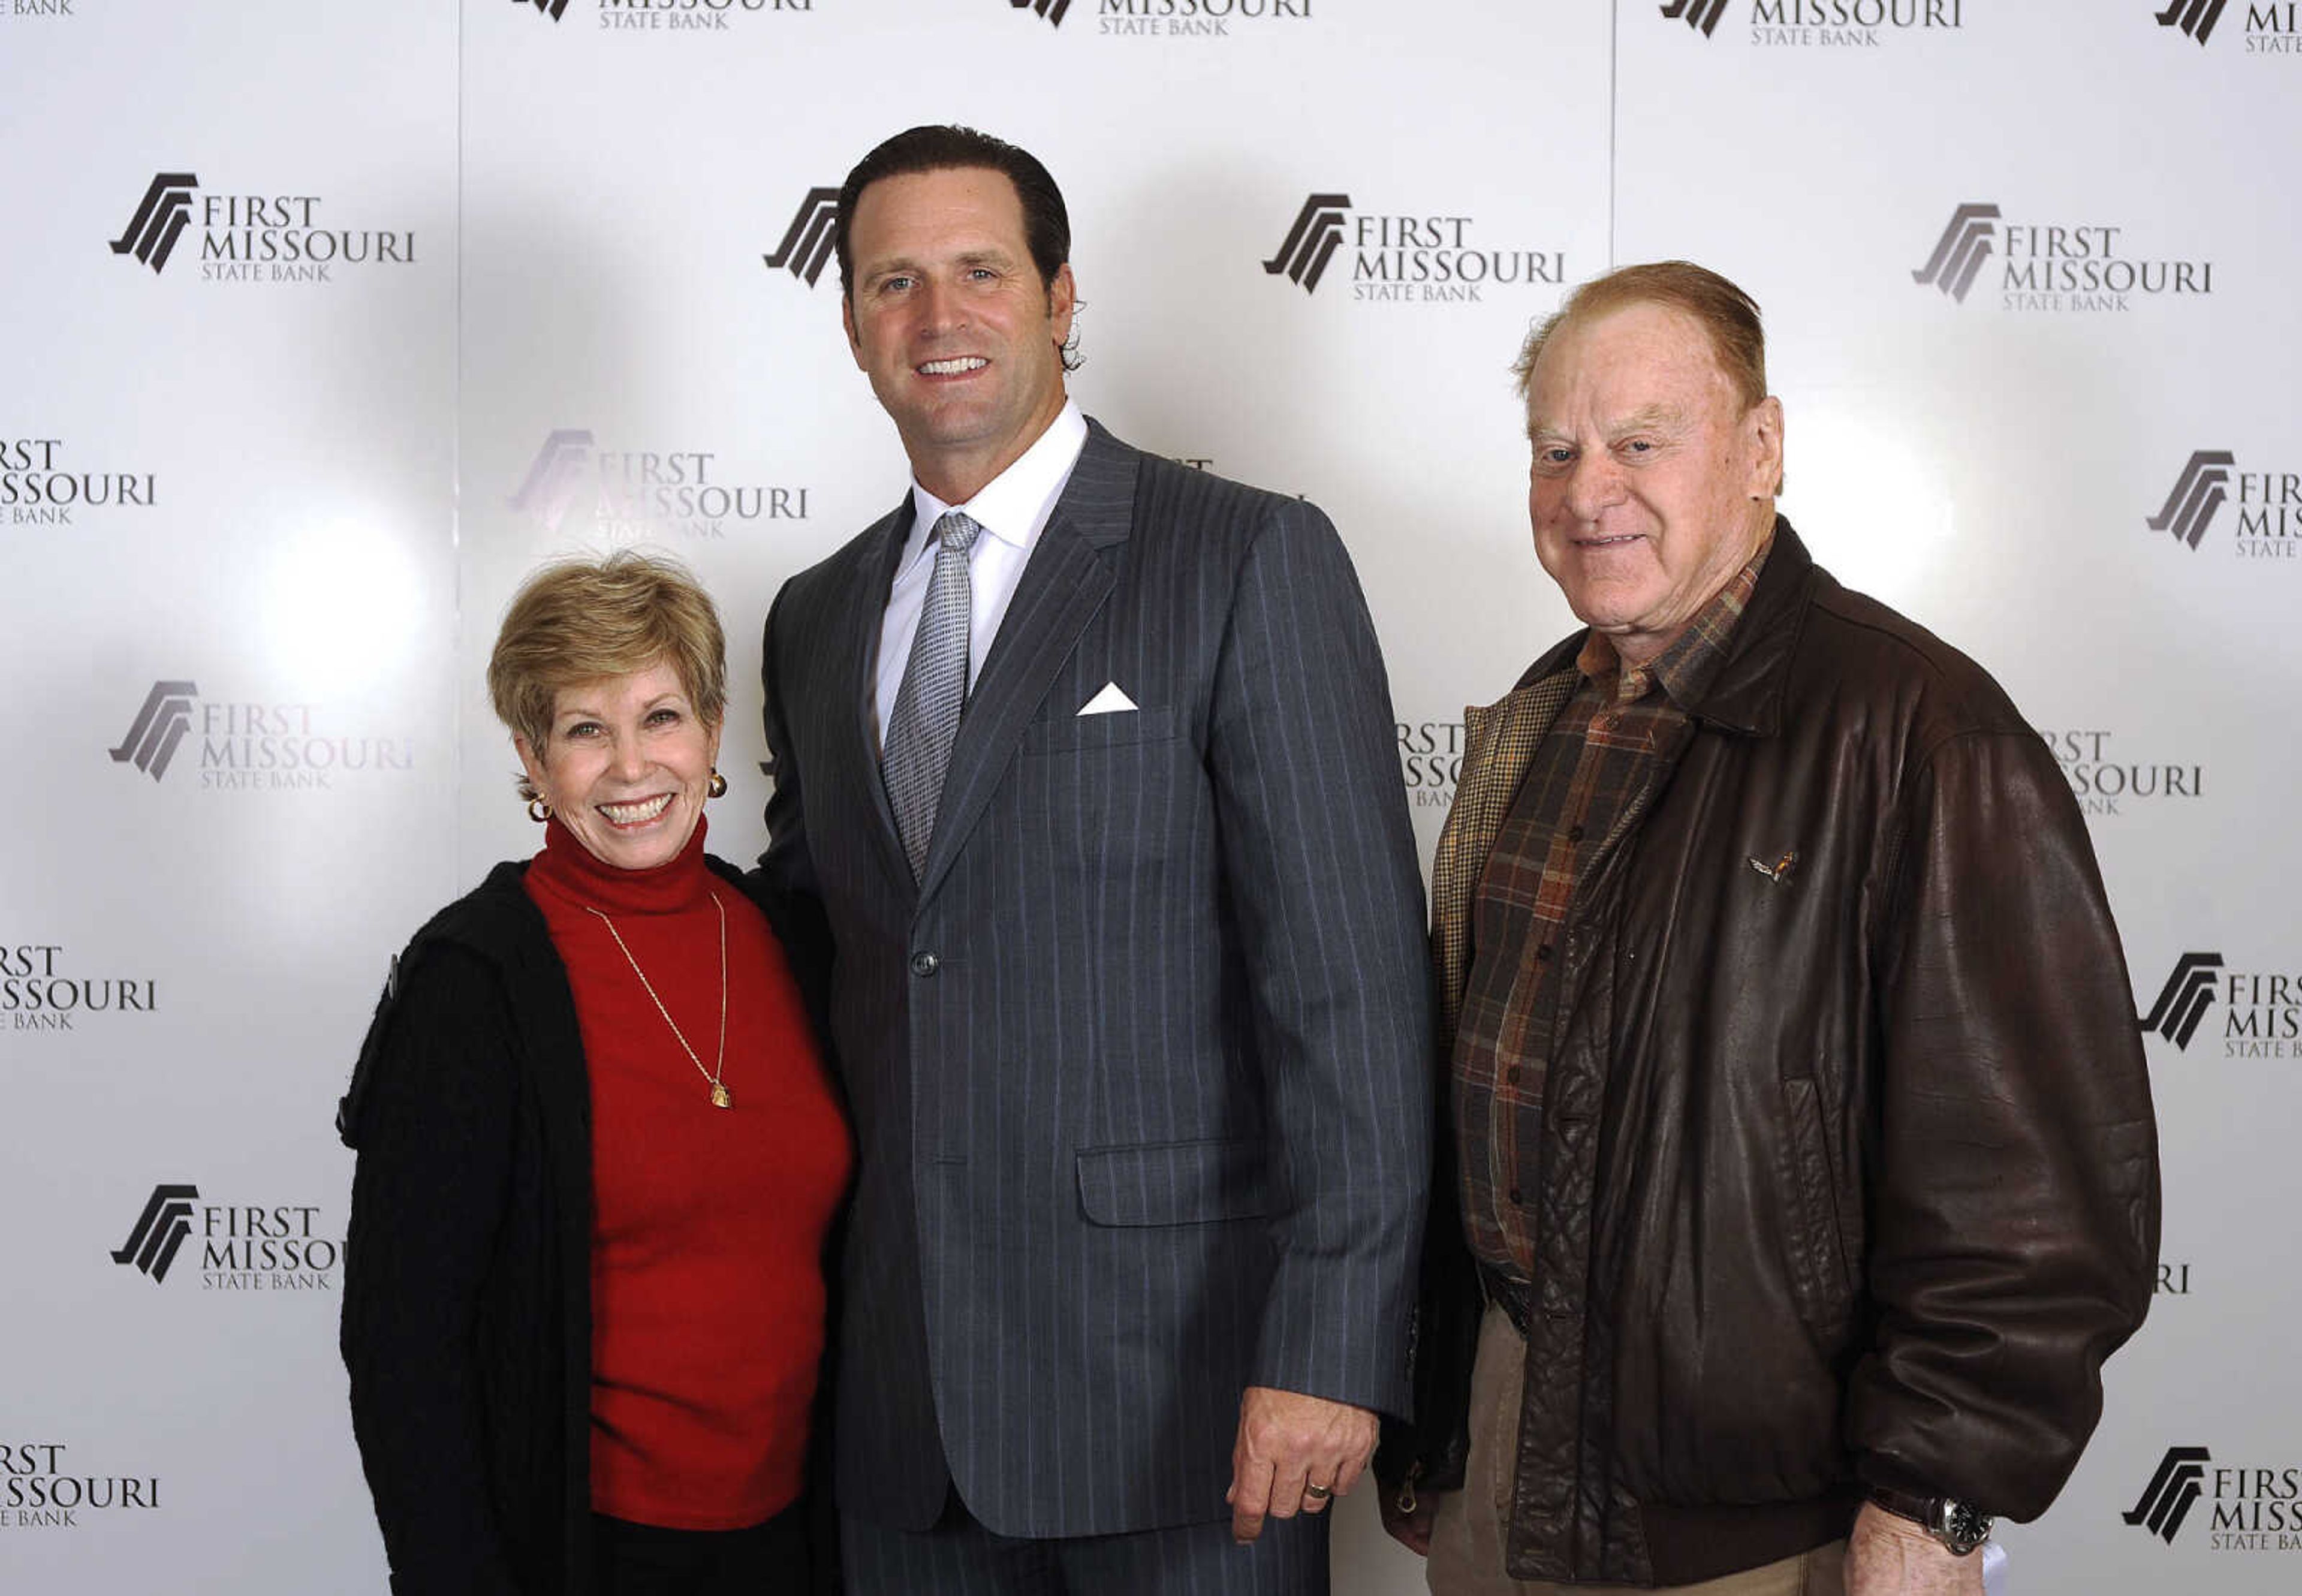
top-left (4, 2), bottom-right (2294, 1591)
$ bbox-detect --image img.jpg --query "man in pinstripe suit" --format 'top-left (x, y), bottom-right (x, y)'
top-left (757, 126), bottom-right (1433, 1593)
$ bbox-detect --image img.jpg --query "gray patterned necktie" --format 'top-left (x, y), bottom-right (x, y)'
top-left (882, 510), bottom-right (983, 882)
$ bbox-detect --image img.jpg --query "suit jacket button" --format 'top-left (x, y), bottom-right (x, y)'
top-left (910, 951), bottom-right (939, 977)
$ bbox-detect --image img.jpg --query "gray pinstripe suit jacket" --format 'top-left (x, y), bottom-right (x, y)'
top-left (758, 419), bottom-right (1432, 1539)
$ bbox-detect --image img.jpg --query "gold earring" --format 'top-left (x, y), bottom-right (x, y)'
top-left (706, 769), bottom-right (728, 799)
top-left (528, 796), bottom-right (552, 823)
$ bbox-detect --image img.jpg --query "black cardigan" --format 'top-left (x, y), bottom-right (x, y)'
top-left (338, 856), bottom-right (839, 1596)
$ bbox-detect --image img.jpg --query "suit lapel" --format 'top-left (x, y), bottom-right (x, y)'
top-left (837, 496), bottom-right (917, 896)
top-left (915, 424), bottom-right (1136, 905)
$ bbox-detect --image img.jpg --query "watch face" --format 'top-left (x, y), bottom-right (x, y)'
top-left (1939, 1498), bottom-right (1994, 1555)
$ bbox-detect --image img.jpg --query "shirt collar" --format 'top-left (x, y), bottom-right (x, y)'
top-left (899, 400), bottom-right (1089, 574)
top-left (1573, 528), bottom-right (1776, 710)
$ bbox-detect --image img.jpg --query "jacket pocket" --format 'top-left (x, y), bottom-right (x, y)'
top-left (1076, 1137), bottom-right (1268, 1227)
top-left (1020, 704), bottom-right (1177, 756)
top-left (1778, 1075), bottom-right (1857, 1335)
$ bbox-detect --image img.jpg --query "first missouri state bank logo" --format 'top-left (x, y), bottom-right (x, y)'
top-left (2138, 952), bottom-right (2223, 1050)
top-left (1266, 194), bottom-right (1352, 292)
top-left (2146, 449), bottom-right (2302, 558)
top-left (110, 1185), bottom-right (198, 1282)
top-left (2153, 2), bottom-right (2302, 50)
top-left (1909, 199), bottom-right (2212, 311)
top-left (511, 430), bottom-right (598, 533)
top-left (2150, 451), bottom-right (2234, 550)
top-left (511, 429), bottom-right (812, 538)
top-left (109, 174), bottom-right (198, 272)
top-left (522, 0), bottom-right (815, 28)
top-left (109, 1183), bottom-right (340, 1290)
top-left (2156, 0), bottom-right (2228, 40)
top-left (0, 1444), bottom-right (161, 1531)
top-left (1264, 193), bottom-right (1564, 304)
top-left (1910, 203), bottom-right (1999, 303)
top-left (761, 186), bottom-right (840, 285)
top-left (109, 680), bottom-right (413, 789)
top-left (107, 171), bottom-right (416, 282)
top-left (110, 681), bottom-right (197, 780)
top-left (1662, 0), bottom-right (1966, 44)
top-left (2127, 1446), bottom-right (2213, 1542)
top-left (3, 437), bottom-right (158, 528)
top-left (2123, 1443), bottom-right (2302, 1550)
top-left (2138, 949), bottom-right (2300, 1058)
top-left (1007, 0), bottom-right (1314, 37)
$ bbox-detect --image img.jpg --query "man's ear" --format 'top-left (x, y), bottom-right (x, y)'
top-left (1048, 262), bottom-right (1077, 348)
top-left (1746, 395), bottom-right (1785, 499)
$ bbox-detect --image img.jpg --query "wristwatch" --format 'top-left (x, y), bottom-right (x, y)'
top-left (1868, 1485), bottom-right (1994, 1556)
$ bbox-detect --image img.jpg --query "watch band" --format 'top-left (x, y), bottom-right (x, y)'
top-left (1869, 1485), bottom-right (1994, 1556)
top-left (1868, 1485), bottom-right (1937, 1526)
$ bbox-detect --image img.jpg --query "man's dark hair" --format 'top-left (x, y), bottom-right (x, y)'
top-left (834, 125), bottom-right (1072, 304)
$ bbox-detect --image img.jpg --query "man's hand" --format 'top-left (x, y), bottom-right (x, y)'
top-left (1225, 1386), bottom-right (1378, 1543)
top-left (1846, 1503), bottom-right (1985, 1596)
top-left (1376, 1479), bottom-right (1436, 1556)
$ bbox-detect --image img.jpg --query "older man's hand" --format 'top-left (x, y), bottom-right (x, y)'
top-left (1225, 1386), bottom-right (1378, 1543)
top-left (1845, 1503), bottom-right (1985, 1596)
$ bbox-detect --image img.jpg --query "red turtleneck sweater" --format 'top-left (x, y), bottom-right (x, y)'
top-left (523, 816), bottom-right (849, 1530)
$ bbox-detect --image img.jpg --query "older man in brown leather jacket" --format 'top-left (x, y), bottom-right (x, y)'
top-left (1376, 261), bottom-right (2159, 1596)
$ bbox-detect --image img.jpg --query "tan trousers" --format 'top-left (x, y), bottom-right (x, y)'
top-left (1427, 1306), bottom-right (1847, 1596)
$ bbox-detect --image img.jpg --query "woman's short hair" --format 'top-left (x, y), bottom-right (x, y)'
top-left (487, 552), bottom-right (727, 796)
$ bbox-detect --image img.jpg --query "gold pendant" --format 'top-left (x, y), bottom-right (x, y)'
top-left (710, 1082), bottom-right (732, 1109)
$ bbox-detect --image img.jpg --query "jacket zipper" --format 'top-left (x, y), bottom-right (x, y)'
top-left (1396, 1459), bottom-right (1424, 1517)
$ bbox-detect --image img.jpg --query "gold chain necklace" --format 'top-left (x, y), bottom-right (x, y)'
top-left (583, 892), bottom-right (731, 1109)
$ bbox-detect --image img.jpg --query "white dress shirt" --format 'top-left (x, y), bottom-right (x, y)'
top-left (873, 400), bottom-right (1090, 749)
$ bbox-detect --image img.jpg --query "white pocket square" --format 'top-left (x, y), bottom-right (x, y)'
top-left (1077, 682), bottom-right (1138, 716)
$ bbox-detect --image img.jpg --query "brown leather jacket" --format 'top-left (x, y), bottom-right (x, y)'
top-left (1378, 522), bottom-right (2160, 1585)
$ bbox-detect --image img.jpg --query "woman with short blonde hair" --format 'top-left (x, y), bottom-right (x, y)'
top-left (344, 551), bottom-right (847, 1595)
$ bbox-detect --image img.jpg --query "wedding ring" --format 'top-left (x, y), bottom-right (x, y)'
top-left (1304, 1482), bottom-right (1334, 1501)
